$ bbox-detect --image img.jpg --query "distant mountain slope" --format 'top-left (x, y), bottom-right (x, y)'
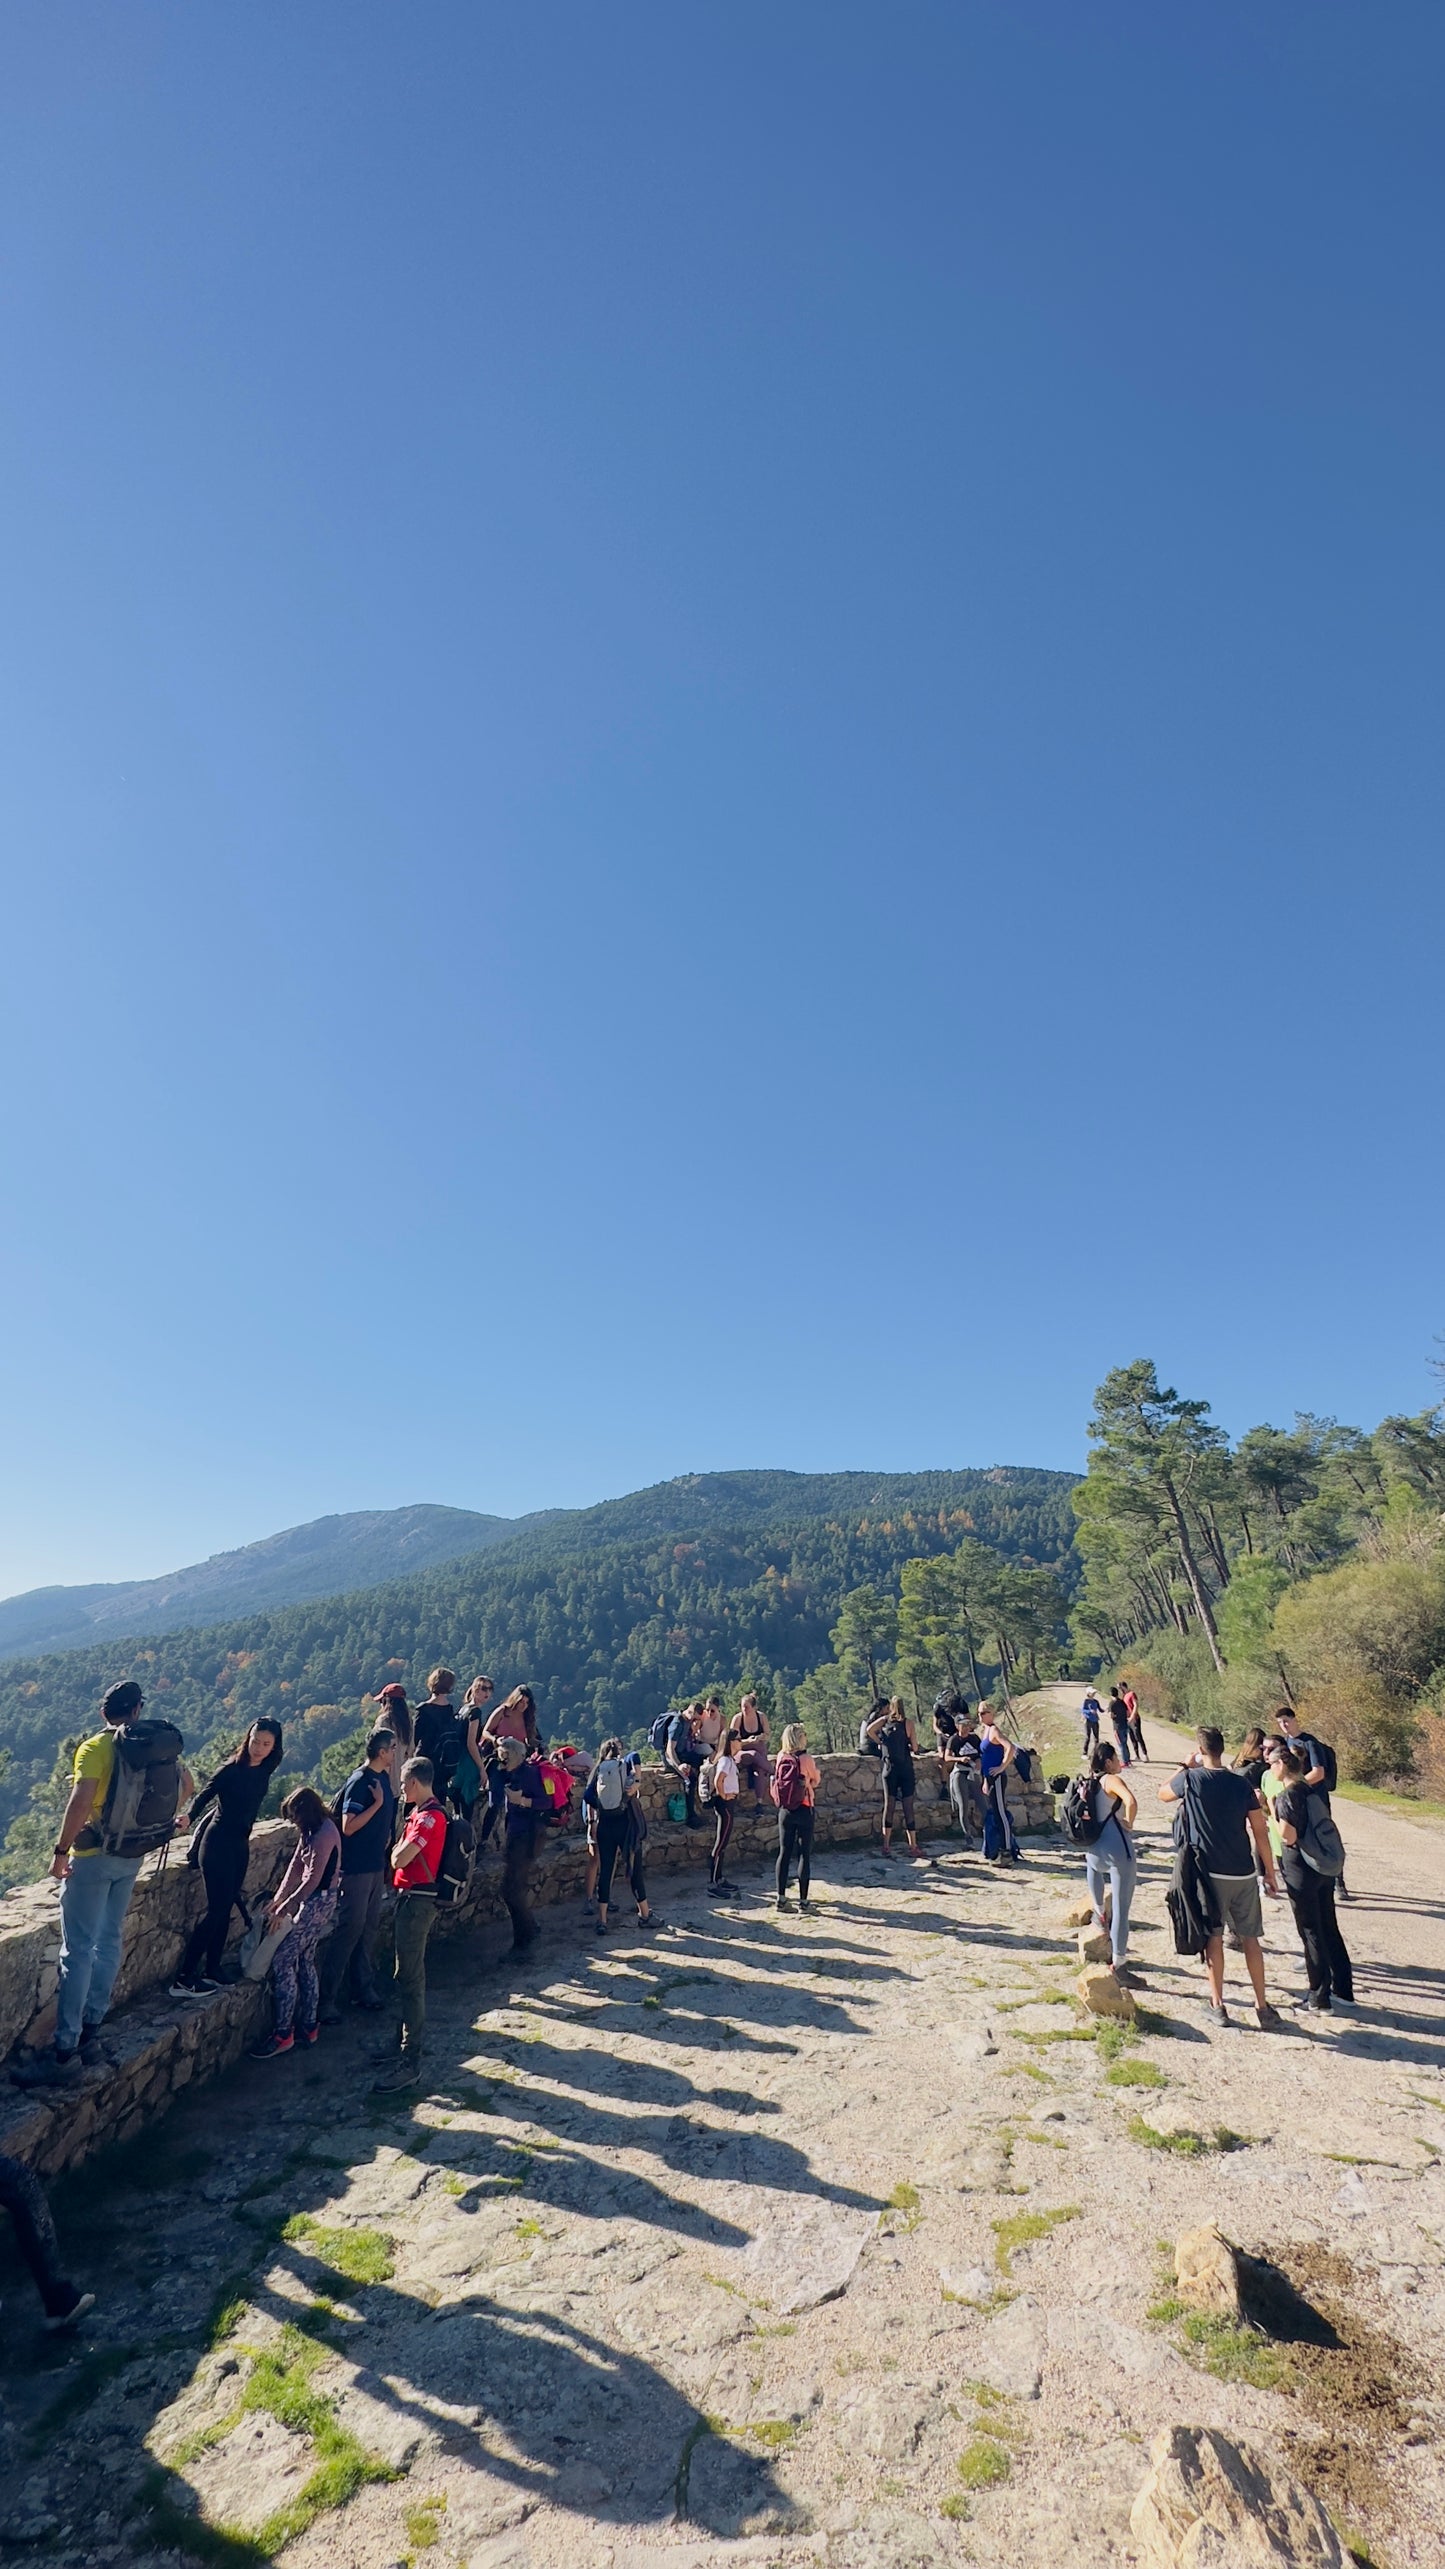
top-left (480, 1468), bottom-right (1070, 1568)
top-left (0, 1505), bottom-right (518, 1660)
top-left (0, 1464), bottom-right (1080, 1877)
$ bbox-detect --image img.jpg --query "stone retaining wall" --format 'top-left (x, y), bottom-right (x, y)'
top-left (0, 1750), bottom-right (1055, 2178)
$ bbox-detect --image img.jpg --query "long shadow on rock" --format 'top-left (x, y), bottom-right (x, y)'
top-left (149, 2237), bottom-right (796, 2546)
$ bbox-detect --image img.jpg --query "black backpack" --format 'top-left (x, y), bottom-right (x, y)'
top-left (1301, 1733), bottom-right (1339, 1793)
top-left (858, 1713), bottom-right (883, 1759)
top-left (94, 1720), bottom-right (185, 1858)
top-left (648, 1712), bottom-right (673, 1756)
top-left (1164, 1777), bottom-right (1220, 1955)
top-left (434, 1810), bottom-right (475, 1907)
top-left (1060, 1775), bottom-right (1111, 1848)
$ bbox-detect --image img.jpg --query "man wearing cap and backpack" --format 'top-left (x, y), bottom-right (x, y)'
top-left (23, 1680), bottom-right (192, 2088)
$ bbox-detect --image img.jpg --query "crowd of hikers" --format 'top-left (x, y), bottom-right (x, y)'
top-left (0, 1664), bottom-right (1356, 2330)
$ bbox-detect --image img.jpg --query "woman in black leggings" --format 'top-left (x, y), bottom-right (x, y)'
top-left (589, 1741), bottom-right (658, 1933)
top-left (774, 1723), bottom-right (819, 1911)
top-left (171, 1721), bottom-right (283, 1995)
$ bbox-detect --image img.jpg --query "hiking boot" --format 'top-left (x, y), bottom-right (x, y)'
top-left (295, 2024), bottom-right (319, 2046)
top-left (1207, 2002), bottom-right (1231, 2027)
top-left (797, 1897), bottom-right (813, 1913)
top-left (775, 1897), bottom-right (793, 1912)
top-left (44, 2287), bottom-right (95, 2332)
top-left (169, 1977), bottom-right (206, 1999)
top-left (371, 2056), bottom-right (421, 2093)
top-left (12, 2046), bottom-right (83, 2091)
top-left (1296, 1992), bottom-right (1332, 2013)
top-left (250, 2031), bottom-right (294, 2060)
top-left (1254, 2003), bottom-right (1282, 2030)
top-left (595, 1916), bottom-right (608, 1935)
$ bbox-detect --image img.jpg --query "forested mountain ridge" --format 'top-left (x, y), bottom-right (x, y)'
top-left (0, 1504), bottom-right (521, 1660)
top-left (0, 1466), bottom-right (1077, 1883)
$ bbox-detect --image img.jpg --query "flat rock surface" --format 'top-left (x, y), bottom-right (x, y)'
top-left (1, 1694), bottom-right (1443, 2568)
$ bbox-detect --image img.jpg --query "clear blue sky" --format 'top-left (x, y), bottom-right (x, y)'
top-left (3, 3), bottom-right (1443, 1594)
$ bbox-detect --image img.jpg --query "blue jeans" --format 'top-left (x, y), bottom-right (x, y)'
top-left (1085, 1831), bottom-right (1136, 1965)
top-left (57, 1853), bottom-right (143, 2053)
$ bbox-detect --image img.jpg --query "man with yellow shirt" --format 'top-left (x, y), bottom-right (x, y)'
top-left (29, 1681), bottom-right (192, 2088)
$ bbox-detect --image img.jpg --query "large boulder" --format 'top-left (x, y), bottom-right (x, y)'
top-left (1076, 1926), bottom-right (1113, 1966)
top-left (1130, 2427), bottom-right (1347, 2566)
top-left (1174, 2224), bottom-right (1242, 2319)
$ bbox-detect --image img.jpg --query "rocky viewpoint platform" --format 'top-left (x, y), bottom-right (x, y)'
top-left (2, 1697), bottom-right (1442, 2569)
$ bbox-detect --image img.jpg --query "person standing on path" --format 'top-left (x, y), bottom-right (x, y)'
top-left (35, 1681), bottom-right (192, 2088)
top-left (1268, 1740), bottom-right (1354, 2012)
top-left (371, 1755), bottom-right (448, 2090)
top-left (978, 1707), bottom-right (1021, 1862)
top-left (588, 1739), bottom-right (658, 1932)
top-left (773, 1723), bottom-right (819, 1911)
top-left (1123, 1685), bottom-right (1148, 1762)
top-left (318, 1727), bottom-right (397, 2022)
top-left (1273, 1705), bottom-right (1352, 1900)
top-left (171, 1720), bottom-right (284, 1996)
top-left (0, 2156), bottom-right (93, 2331)
top-left (250, 1788), bottom-right (342, 2060)
top-left (499, 1735), bottom-right (548, 1951)
top-left (866, 1700), bottom-right (923, 1859)
top-left (943, 1713), bottom-right (985, 1844)
top-left (1107, 1686), bottom-right (1133, 1766)
top-left (1082, 1742), bottom-right (1140, 1981)
top-left (1081, 1691), bottom-right (1103, 1755)
top-left (1160, 1728), bottom-right (1282, 2028)
top-left (707, 1737), bottom-right (742, 1897)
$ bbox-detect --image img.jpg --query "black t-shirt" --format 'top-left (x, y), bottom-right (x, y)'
top-left (1170, 1765), bottom-right (1260, 1874)
top-left (340, 1765), bottom-right (395, 1874)
top-left (415, 1701), bottom-right (459, 1769)
top-left (191, 1756), bottom-right (275, 1844)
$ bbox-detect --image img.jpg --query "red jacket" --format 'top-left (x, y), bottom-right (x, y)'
top-left (392, 1798), bottom-right (446, 1893)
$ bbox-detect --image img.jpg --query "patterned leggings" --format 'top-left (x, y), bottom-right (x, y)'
top-left (269, 1888), bottom-right (338, 2038)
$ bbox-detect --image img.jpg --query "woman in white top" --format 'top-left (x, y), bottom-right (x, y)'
top-left (1083, 1741), bottom-right (1139, 1980)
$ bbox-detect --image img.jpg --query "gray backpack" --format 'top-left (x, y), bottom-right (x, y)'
top-left (95, 1720), bottom-right (185, 1858)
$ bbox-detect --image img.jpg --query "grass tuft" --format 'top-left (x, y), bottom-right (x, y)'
top-left (1178, 2309), bottom-right (1291, 2391)
top-left (1105, 2057), bottom-right (1165, 2089)
top-left (281, 2215), bottom-right (395, 2284)
top-left (991, 2204), bottom-right (1081, 2276)
top-left (957, 2437), bottom-right (1011, 2488)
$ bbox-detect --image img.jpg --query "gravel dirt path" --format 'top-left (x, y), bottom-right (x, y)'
top-left (3, 1687), bottom-right (1442, 2569)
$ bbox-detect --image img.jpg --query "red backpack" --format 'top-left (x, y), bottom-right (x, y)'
top-left (770, 1754), bottom-right (809, 1811)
